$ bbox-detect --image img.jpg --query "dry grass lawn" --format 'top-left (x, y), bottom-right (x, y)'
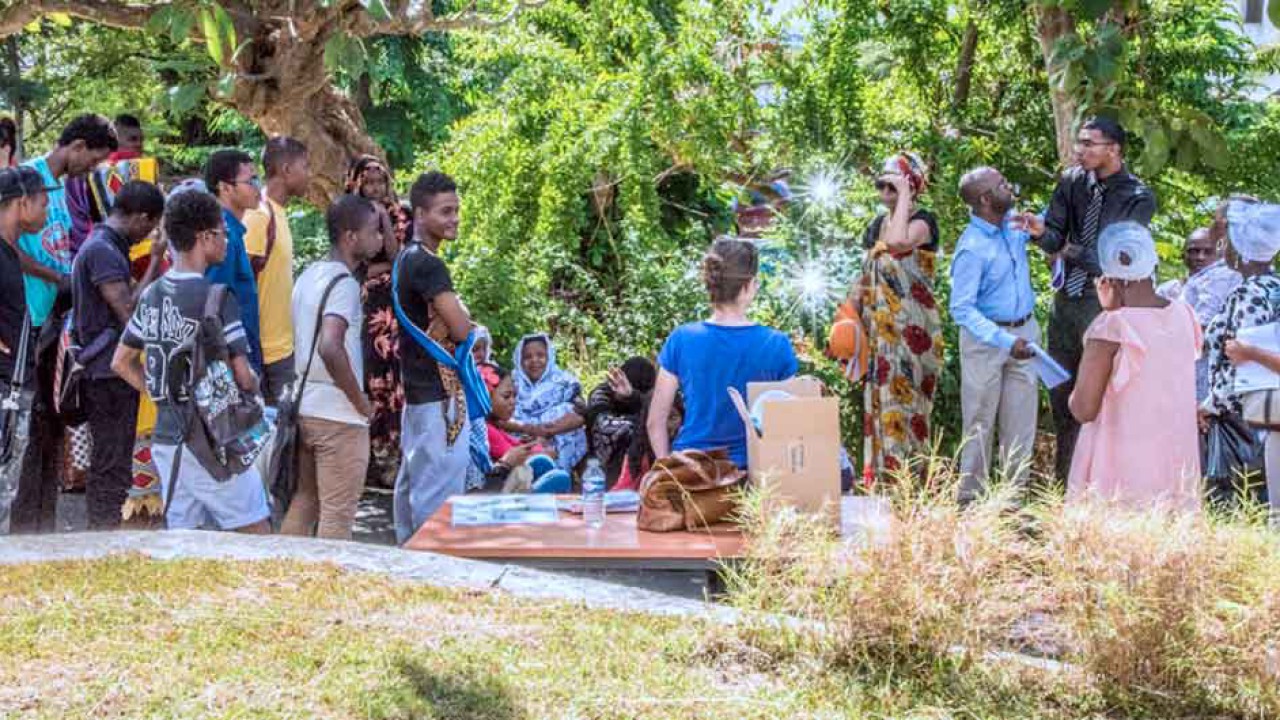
top-left (0, 554), bottom-right (1021, 720)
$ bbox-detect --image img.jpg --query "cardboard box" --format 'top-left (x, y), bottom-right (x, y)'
top-left (729, 376), bottom-right (842, 523)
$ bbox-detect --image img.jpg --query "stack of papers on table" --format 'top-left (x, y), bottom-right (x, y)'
top-left (451, 494), bottom-right (561, 526)
top-left (560, 491), bottom-right (641, 515)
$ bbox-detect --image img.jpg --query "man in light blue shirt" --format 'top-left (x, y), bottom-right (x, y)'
top-left (950, 167), bottom-right (1039, 505)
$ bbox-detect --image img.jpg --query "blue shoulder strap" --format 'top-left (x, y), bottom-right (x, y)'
top-left (390, 248), bottom-right (492, 422)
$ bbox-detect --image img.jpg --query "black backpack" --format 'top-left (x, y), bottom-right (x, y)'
top-left (167, 285), bottom-right (270, 487)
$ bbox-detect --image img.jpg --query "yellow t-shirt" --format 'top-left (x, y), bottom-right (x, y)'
top-left (243, 197), bottom-right (295, 365)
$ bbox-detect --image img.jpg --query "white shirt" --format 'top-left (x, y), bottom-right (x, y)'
top-left (292, 260), bottom-right (366, 426)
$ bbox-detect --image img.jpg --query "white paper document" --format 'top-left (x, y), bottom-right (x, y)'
top-left (1028, 343), bottom-right (1071, 390)
top-left (1233, 323), bottom-right (1280, 393)
top-left (450, 494), bottom-right (561, 526)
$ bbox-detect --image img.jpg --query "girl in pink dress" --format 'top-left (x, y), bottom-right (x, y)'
top-left (1068, 222), bottom-right (1202, 511)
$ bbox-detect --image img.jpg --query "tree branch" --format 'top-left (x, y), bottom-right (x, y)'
top-left (354, 0), bottom-right (549, 37)
top-left (951, 18), bottom-right (979, 116)
top-left (0, 1), bottom-right (158, 38)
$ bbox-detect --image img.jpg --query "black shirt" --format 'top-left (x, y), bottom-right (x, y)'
top-left (120, 272), bottom-right (249, 444)
top-left (584, 381), bottom-right (643, 428)
top-left (0, 237), bottom-right (30, 387)
top-left (71, 224), bottom-right (134, 379)
top-left (1034, 165), bottom-right (1156, 290)
top-left (862, 209), bottom-right (941, 252)
top-left (396, 243), bottom-right (454, 405)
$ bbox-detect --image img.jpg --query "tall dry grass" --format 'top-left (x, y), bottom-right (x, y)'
top-left (1035, 502), bottom-right (1280, 715)
top-left (721, 456), bottom-right (1280, 717)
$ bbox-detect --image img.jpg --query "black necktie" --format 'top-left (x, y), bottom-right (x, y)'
top-left (1065, 178), bottom-right (1104, 298)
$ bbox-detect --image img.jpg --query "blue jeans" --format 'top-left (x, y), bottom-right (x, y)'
top-left (394, 401), bottom-right (470, 544)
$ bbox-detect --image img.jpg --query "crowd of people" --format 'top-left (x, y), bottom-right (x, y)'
top-left (939, 117), bottom-right (1280, 522)
top-left (0, 112), bottom-right (675, 542)
top-left (0, 111), bottom-right (1274, 545)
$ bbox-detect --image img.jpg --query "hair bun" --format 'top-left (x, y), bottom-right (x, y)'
top-left (701, 251), bottom-right (725, 289)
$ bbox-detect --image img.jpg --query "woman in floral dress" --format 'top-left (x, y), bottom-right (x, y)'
top-left (347, 156), bottom-right (412, 487)
top-left (854, 153), bottom-right (943, 481)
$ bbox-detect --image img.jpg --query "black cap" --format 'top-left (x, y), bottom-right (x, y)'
top-left (0, 166), bottom-right (60, 202)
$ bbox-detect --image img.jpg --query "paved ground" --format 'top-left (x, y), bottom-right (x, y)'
top-left (53, 488), bottom-right (711, 599)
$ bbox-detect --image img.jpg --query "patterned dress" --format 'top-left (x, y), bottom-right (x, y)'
top-left (362, 201), bottom-right (412, 487)
top-left (857, 209), bottom-right (944, 479)
top-left (1203, 273), bottom-right (1280, 416)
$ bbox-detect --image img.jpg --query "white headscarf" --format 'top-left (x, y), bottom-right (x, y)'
top-left (1098, 221), bottom-right (1158, 281)
top-left (473, 325), bottom-right (494, 364)
top-left (1227, 201), bottom-right (1280, 264)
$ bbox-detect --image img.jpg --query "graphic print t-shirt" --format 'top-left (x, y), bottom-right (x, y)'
top-left (18, 156), bottom-right (72, 326)
top-left (120, 271), bottom-right (248, 444)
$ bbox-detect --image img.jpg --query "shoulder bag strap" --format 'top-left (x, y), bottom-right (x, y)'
top-left (10, 310), bottom-right (30, 389)
top-left (390, 248), bottom-right (453, 365)
top-left (390, 249), bottom-right (491, 421)
top-left (164, 288), bottom-right (229, 526)
top-left (293, 271), bottom-right (353, 405)
top-left (3, 311), bottom-right (31, 411)
top-left (250, 194), bottom-right (277, 279)
top-left (162, 436), bottom-right (185, 527)
top-left (203, 284), bottom-right (229, 321)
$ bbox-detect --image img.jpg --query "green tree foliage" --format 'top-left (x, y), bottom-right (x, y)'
top-left (431, 0), bottom-right (761, 367)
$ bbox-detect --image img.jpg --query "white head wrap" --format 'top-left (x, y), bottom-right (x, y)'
top-left (1097, 221), bottom-right (1158, 281)
top-left (1227, 201), bottom-right (1280, 264)
top-left (166, 177), bottom-right (208, 200)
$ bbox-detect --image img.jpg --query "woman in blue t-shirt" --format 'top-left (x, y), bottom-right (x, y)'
top-left (647, 237), bottom-right (798, 469)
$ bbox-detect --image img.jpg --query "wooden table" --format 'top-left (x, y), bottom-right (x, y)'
top-left (405, 496), bottom-right (882, 596)
top-left (404, 495), bottom-right (747, 575)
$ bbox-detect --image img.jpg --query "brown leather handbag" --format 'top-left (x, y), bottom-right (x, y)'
top-left (637, 449), bottom-right (746, 532)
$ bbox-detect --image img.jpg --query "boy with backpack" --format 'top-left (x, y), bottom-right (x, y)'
top-left (110, 189), bottom-right (270, 533)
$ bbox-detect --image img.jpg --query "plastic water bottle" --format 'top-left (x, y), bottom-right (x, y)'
top-left (582, 459), bottom-right (606, 529)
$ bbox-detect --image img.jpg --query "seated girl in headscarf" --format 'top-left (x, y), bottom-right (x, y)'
top-left (463, 325), bottom-right (503, 491)
top-left (503, 334), bottom-right (588, 473)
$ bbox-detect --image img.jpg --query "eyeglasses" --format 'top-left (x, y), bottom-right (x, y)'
top-left (1074, 138), bottom-right (1116, 149)
top-left (201, 227), bottom-right (227, 241)
top-left (231, 176), bottom-right (262, 189)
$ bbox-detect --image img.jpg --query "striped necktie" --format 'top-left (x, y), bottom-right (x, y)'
top-left (1065, 178), bottom-right (1104, 298)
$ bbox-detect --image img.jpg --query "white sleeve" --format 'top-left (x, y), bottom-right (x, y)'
top-left (327, 274), bottom-right (362, 329)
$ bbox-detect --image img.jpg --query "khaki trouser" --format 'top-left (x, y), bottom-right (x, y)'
top-left (281, 416), bottom-right (370, 540)
top-left (957, 319), bottom-right (1040, 504)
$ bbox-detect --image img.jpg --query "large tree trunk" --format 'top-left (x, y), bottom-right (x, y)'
top-left (228, 15), bottom-right (383, 206)
top-left (1036, 5), bottom-right (1078, 169)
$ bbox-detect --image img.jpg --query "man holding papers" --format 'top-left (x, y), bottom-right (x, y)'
top-left (950, 167), bottom-right (1039, 505)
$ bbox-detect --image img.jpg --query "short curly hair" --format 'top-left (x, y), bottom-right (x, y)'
top-left (164, 190), bottom-right (223, 253)
top-left (409, 171), bottom-right (457, 213)
top-left (57, 114), bottom-right (118, 152)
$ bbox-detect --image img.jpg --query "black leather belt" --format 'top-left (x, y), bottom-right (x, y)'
top-left (995, 313), bottom-right (1033, 329)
